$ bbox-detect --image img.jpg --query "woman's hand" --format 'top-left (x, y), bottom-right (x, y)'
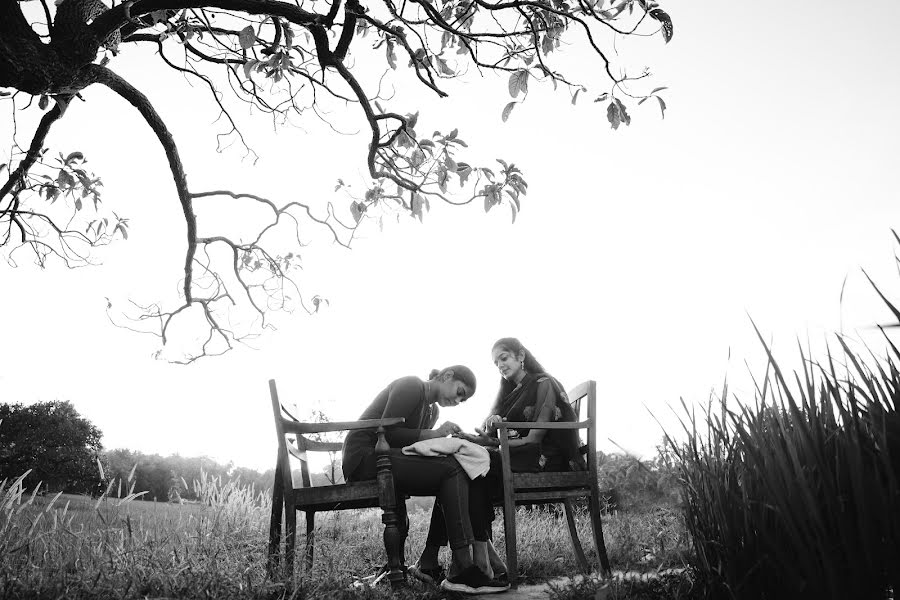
top-left (434, 421), bottom-right (462, 437)
top-left (483, 414), bottom-right (505, 431)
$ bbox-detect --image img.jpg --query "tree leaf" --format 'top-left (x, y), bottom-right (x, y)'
top-left (571, 88), bottom-right (581, 105)
top-left (57, 169), bottom-right (75, 189)
top-left (436, 57), bottom-right (454, 76)
top-left (411, 193), bottom-right (425, 222)
top-left (649, 8), bottom-right (674, 43)
top-left (501, 101), bottom-right (516, 122)
top-left (65, 152), bottom-right (84, 165)
top-left (541, 34), bottom-right (554, 56)
top-left (349, 201), bottom-right (363, 223)
top-left (508, 70), bottom-right (529, 98)
top-left (599, 3), bottom-right (627, 19)
top-left (386, 39), bottom-right (397, 70)
top-left (508, 72), bottom-right (519, 98)
top-left (238, 26), bottom-right (255, 50)
top-left (656, 95), bottom-right (667, 119)
top-left (242, 58), bottom-right (256, 79)
top-left (457, 164), bottom-right (473, 186)
top-left (615, 97), bottom-right (632, 126)
top-left (606, 101), bottom-right (621, 130)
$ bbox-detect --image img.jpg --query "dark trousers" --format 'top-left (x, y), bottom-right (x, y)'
top-left (426, 451), bottom-right (505, 546)
top-left (352, 449), bottom-right (475, 550)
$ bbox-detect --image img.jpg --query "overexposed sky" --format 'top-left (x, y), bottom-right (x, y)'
top-left (2, 0), bottom-right (900, 472)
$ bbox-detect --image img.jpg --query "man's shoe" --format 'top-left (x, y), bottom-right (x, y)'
top-left (440, 565), bottom-right (510, 594)
top-left (410, 563), bottom-right (446, 585)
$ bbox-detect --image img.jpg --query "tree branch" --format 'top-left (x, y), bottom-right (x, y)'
top-left (87, 64), bottom-right (197, 303)
top-left (0, 101), bottom-right (67, 203)
top-left (91, 0), bottom-right (321, 45)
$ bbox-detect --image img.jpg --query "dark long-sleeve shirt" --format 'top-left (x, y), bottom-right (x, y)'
top-left (341, 376), bottom-right (438, 480)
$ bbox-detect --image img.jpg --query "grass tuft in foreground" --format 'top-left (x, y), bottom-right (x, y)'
top-left (667, 322), bottom-right (900, 600)
top-left (0, 468), bottom-right (281, 599)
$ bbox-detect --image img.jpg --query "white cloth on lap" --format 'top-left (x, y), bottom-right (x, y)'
top-left (401, 437), bottom-right (490, 479)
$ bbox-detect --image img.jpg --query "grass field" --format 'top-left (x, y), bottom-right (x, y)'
top-left (0, 471), bottom-right (692, 599)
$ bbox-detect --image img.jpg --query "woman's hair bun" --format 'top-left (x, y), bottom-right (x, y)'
top-left (428, 368), bottom-right (441, 380)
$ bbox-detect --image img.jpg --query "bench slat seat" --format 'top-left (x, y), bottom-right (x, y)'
top-left (292, 481), bottom-right (382, 509)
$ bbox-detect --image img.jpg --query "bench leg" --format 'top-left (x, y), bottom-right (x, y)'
top-left (396, 499), bottom-right (409, 567)
top-left (502, 490), bottom-right (518, 589)
top-left (267, 459), bottom-right (284, 577)
top-left (284, 492), bottom-right (297, 578)
top-left (304, 511), bottom-right (316, 574)
top-left (588, 487), bottom-right (611, 578)
top-left (375, 431), bottom-right (406, 588)
top-left (564, 498), bottom-right (590, 574)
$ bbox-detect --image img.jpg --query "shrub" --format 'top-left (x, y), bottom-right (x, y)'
top-left (668, 328), bottom-right (900, 600)
top-left (597, 447), bottom-right (682, 510)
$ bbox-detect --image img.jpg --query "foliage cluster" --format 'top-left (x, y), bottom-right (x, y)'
top-left (0, 400), bottom-right (103, 494)
top-left (2, 0), bottom-right (672, 362)
top-left (596, 447), bottom-right (681, 510)
top-left (667, 326), bottom-right (900, 600)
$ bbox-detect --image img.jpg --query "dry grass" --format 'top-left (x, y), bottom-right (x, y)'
top-left (0, 469), bottom-right (690, 599)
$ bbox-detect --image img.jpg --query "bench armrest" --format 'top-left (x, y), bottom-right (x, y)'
top-left (496, 420), bottom-right (589, 430)
top-left (283, 417), bottom-right (406, 435)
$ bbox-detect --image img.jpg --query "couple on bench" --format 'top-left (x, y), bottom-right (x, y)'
top-left (341, 337), bottom-right (586, 595)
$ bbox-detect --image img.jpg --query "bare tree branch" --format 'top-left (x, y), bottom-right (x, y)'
top-left (88, 64), bottom-right (197, 303)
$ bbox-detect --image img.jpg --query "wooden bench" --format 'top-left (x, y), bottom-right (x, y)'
top-left (495, 380), bottom-right (611, 587)
top-left (266, 379), bottom-right (409, 587)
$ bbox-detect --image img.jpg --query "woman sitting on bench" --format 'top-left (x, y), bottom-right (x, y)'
top-left (413, 338), bottom-right (585, 585)
top-left (342, 366), bottom-right (509, 595)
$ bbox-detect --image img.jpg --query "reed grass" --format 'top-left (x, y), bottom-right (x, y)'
top-left (666, 323), bottom-right (900, 600)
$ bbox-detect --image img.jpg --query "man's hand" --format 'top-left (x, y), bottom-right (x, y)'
top-left (435, 421), bottom-right (462, 437)
top-left (454, 429), bottom-right (500, 447)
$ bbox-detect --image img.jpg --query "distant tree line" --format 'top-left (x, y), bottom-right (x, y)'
top-left (2, 400), bottom-right (682, 508)
top-left (0, 400), bottom-right (280, 499)
top-left (101, 448), bottom-right (275, 502)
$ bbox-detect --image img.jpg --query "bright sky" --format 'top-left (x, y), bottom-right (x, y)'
top-left (2, 0), bottom-right (900, 473)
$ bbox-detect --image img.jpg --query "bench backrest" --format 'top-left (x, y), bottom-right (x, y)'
top-left (564, 380), bottom-right (596, 445)
top-left (269, 379), bottom-right (343, 490)
top-left (566, 380), bottom-right (598, 475)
